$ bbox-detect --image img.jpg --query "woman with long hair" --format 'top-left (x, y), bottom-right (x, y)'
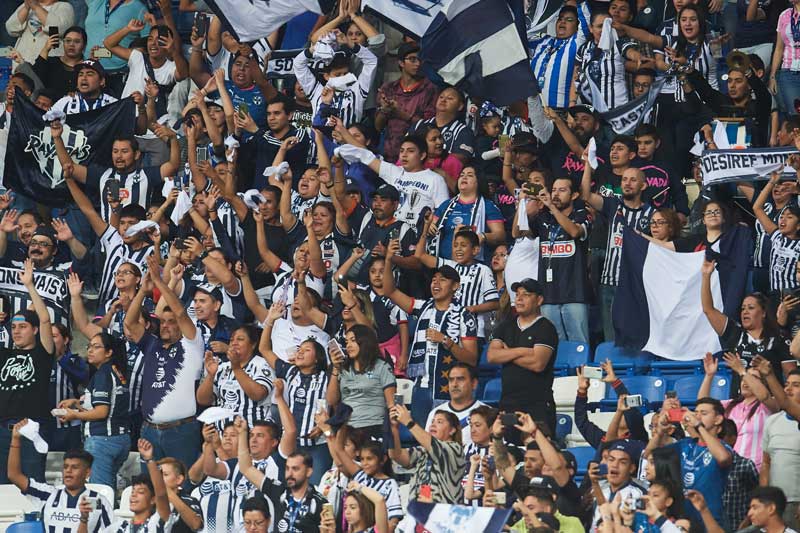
top-left (342, 480), bottom-right (390, 533)
top-left (327, 324), bottom-right (397, 440)
top-left (58, 332), bottom-right (130, 490)
top-left (699, 353), bottom-right (776, 469)
top-left (633, 479), bottom-right (687, 532)
top-left (413, 125), bottom-right (463, 192)
top-left (260, 305), bottom-right (332, 485)
top-left (648, 208), bottom-right (683, 244)
top-left (644, 201), bottom-right (728, 252)
top-left (429, 165), bottom-right (506, 261)
top-left (463, 405), bottom-right (498, 503)
top-left (389, 404), bottom-right (466, 504)
top-left (702, 260), bottom-right (790, 383)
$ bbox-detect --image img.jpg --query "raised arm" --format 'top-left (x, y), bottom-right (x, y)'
top-left (274, 379), bottom-right (297, 457)
top-left (580, 155), bottom-right (604, 211)
top-left (146, 254), bottom-right (197, 340)
top-left (698, 352), bottom-right (718, 399)
top-left (51, 120), bottom-right (88, 184)
top-left (67, 273), bottom-right (102, 338)
top-left (257, 303), bottom-right (285, 369)
top-left (20, 259), bottom-right (54, 353)
top-left (139, 439), bottom-right (172, 522)
top-left (8, 421), bottom-right (31, 492)
top-left (753, 172), bottom-right (780, 235)
top-left (103, 19), bottom-right (143, 62)
top-left (236, 418), bottom-right (267, 487)
top-left (701, 259), bottom-right (727, 336)
top-left (63, 168), bottom-right (108, 238)
top-left (382, 238), bottom-right (414, 312)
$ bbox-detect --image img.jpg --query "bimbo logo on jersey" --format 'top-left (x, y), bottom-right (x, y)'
top-left (540, 241), bottom-right (575, 257)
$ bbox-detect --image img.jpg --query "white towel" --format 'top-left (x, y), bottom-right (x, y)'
top-left (171, 190), bottom-right (193, 226)
top-left (263, 161), bottom-right (290, 179)
top-left (243, 189), bottom-right (266, 210)
top-left (42, 108), bottom-right (66, 122)
top-left (599, 18), bottom-right (618, 51)
top-left (19, 420), bottom-right (48, 454)
top-left (587, 137), bottom-right (599, 170)
top-left (124, 220), bottom-right (159, 238)
top-left (334, 144), bottom-right (376, 165)
top-left (197, 407), bottom-right (237, 424)
top-left (517, 197), bottom-right (530, 231)
top-left (327, 73), bottom-right (358, 92)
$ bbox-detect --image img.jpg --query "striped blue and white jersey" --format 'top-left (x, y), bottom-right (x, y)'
top-left (529, 2), bottom-right (591, 108)
top-left (52, 93), bottom-right (117, 115)
top-left (212, 356), bottom-right (274, 427)
top-left (353, 470), bottom-right (403, 521)
top-left (97, 225), bottom-right (154, 307)
top-left (274, 360), bottom-right (328, 448)
top-left (24, 479), bottom-right (113, 533)
top-left (103, 512), bottom-right (178, 533)
top-left (435, 258), bottom-right (499, 338)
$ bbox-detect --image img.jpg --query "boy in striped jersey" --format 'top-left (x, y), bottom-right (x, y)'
top-left (415, 219), bottom-right (499, 341)
top-left (7, 432), bottom-right (113, 533)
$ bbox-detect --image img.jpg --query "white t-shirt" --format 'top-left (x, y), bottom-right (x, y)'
top-left (268, 317), bottom-right (330, 361)
top-left (424, 399), bottom-right (488, 446)
top-left (122, 49), bottom-right (177, 98)
top-left (378, 162), bottom-right (449, 226)
top-left (505, 236), bottom-right (540, 305)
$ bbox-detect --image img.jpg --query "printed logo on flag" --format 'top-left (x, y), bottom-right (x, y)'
top-left (24, 123), bottom-right (91, 188)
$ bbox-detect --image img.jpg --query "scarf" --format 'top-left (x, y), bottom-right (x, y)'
top-left (427, 195), bottom-right (487, 256)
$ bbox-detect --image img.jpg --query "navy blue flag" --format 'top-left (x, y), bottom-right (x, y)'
top-left (613, 226), bottom-right (751, 360)
top-left (4, 93), bottom-right (135, 206)
top-left (419, 0), bottom-right (537, 106)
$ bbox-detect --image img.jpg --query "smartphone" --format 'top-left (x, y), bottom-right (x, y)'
top-left (196, 146), bottom-right (209, 163)
top-left (108, 180), bottom-right (121, 202)
top-left (336, 274), bottom-right (347, 286)
top-left (493, 491), bottom-right (506, 505)
top-left (498, 134), bottom-right (510, 151)
top-left (583, 366), bottom-right (603, 380)
top-left (665, 390), bottom-right (677, 399)
top-left (625, 394), bottom-right (643, 408)
top-left (524, 182), bottom-right (544, 196)
top-left (94, 47), bottom-right (112, 58)
top-left (419, 484), bottom-right (432, 500)
top-left (321, 502), bottom-right (334, 519)
top-left (501, 413), bottom-right (519, 427)
top-left (48, 26), bottom-right (59, 37)
top-left (317, 399), bottom-right (328, 414)
top-left (327, 338), bottom-right (344, 360)
top-left (194, 13), bottom-right (209, 37)
top-left (668, 408), bottom-right (684, 423)
top-left (0, 47), bottom-right (12, 58)
top-left (487, 455), bottom-right (495, 471)
top-left (157, 26), bottom-right (169, 41)
top-left (173, 175), bottom-right (182, 191)
top-left (387, 227), bottom-right (400, 241)
top-left (51, 408), bottom-right (68, 417)
top-left (635, 498), bottom-right (647, 511)
top-left (598, 463), bottom-right (608, 476)
top-left (238, 103), bottom-right (249, 119)
top-left (393, 394), bottom-right (404, 407)
top-left (84, 496), bottom-right (99, 511)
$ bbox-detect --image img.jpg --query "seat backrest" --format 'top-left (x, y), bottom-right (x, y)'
top-left (556, 341), bottom-right (591, 368)
top-left (566, 446), bottom-right (597, 472)
top-left (587, 411), bottom-right (617, 432)
top-left (553, 376), bottom-right (604, 405)
top-left (673, 375), bottom-right (704, 400)
top-left (399, 484), bottom-right (410, 513)
top-left (119, 486), bottom-right (132, 513)
top-left (6, 522), bottom-right (44, 533)
top-left (85, 484), bottom-right (114, 507)
top-left (0, 485), bottom-right (35, 514)
top-left (709, 375), bottom-right (731, 400)
top-left (482, 378), bottom-right (502, 403)
top-left (619, 376), bottom-right (666, 404)
top-left (555, 413), bottom-right (573, 440)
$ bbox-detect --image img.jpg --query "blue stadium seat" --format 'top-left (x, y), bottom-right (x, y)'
top-left (478, 342), bottom-right (501, 378)
top-left (651, 358), bottom-right (703, 375)
top-left (482, 378), bottom-right (502, 406)
top-left (567, 446), bottom-right (597, 476)
top-left (594, 342), bottom-right (651, 373)
top-left (554, 341), bottom-right (591, 375)
top-left (555, 413), bottom-right (573, 443)
top-left (6, 522), bottom-right (44, 533)
top-left (672, 373), bottom-right (732, 406)
top-left (599, 375), bottom-right (667, 411)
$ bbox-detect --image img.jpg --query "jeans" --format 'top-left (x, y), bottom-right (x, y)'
top-left (84, 434), bottom-right (131, 491)
top-left (140, 420), bottom-right (201, 476)
top-left (600, 284), bottom-right (616, 342)
top-left (0, 424), bottom-right (46, 484)
top-left (297, 444), bottom-right (332, 487)
top-left (540, 303), bottom-right (589, 342)
top-left (777, 70), bottom-right (800, 117)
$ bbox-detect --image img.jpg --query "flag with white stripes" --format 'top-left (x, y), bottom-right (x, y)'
top-left (613, 226), bottom-right (751, 359)
top-left (4, 93), bottom-right (135, 206)
top-left (204, 0), bottom-right (335, 42)
top-left (0, 266), bottom-right (70, 326)
top-left (405, 501), bottom-right (511, 532)
top-left (420, 0), bottom-right (537, 106)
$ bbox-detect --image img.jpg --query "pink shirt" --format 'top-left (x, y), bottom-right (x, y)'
top-left (777, 8), bottom-right (800, 70)
top-left (425, 155), bottom-right (463, 183)
top-left (722, 399), bottom-right (773, 470)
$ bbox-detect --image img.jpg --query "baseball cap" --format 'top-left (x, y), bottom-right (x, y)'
top-left (371, 183), bottom-right (400, 201)
top-left (568, 103), bottom-right (597, 117)
top-left (608, 438), bottom-right (644, 464)
top-left (512, 132), bottom-right (539, 154)
top-left (204, 97), bottom-right (224, 109)
top-left (397, 42), bottom-right (420, 61)
top-left (434, 265), bottom-right (460, 283)
top-left (561, 450), bottom-right (578, 473)
top-left (31, 226), bottom-right (57, 245)
top-left (529, 475), bottom-right (558, 492)
top-left (77, 59), bottom-right (106, 79)
top-left (510, 278), bottom-right (543, 294)
top-left (192, 283), bottom-right (224, 302)
top-left (344, 178), bottom-right (361, 194)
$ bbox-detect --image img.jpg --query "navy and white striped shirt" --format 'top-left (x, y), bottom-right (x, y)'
top-left (52, 93), bottom-right (117, 115)
top-left (769, 231), bottom-right (800, 291)
top-left (435, 258), bottom-right (499, 338)
top-left (576, 39), bottom-right (632, 110)
top-left (224, 456), bottom-right (281, 532)
top-left (274, 360), bottom-right (329, 448)
top-left (212, 356), bottom-right (274, 427)
top-left (98, 225), bottom-right (154, 306)
top-left (105, 512), bottom-right (178, 533)
top-left (599, 196), bottom-right (654, 286)
top-left (82, 361), bottom-right (130, 437)
top-left (86, 165), bottom-right (163, 223)
top-left (50, 351), bottom-right (87, 430)
top-left (353, 470), bottom-right (403, 521)
top-left (655, 33), bottom-right (717, 101)
top-left (23, 479), bottom-right (113, 533)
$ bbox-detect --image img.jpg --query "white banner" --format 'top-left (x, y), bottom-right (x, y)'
top-left (0, 266), bottom-right (69, 325)
top-left (701, 147), bottom-right (798, 186)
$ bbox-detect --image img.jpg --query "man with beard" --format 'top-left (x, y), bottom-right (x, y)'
top-left (527, 178), bottom-right (593, 342)
top-left (582, 158), bottom-right (653, 342)
top-left (31, 25), bottom-right (86, 100)
top-left (533, 101), bottom-right (609, 182)
top-left (355, 184), bottom-right (418, 268)
top-left (375, 42), bottom-right (438, 162)
top-left (0, 211), bottom-right (80, 271)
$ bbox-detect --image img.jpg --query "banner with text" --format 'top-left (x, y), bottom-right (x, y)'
top-left (0, 267), bottom-right (70, 326)
top-left (701, 147), bottom-right (798, 186)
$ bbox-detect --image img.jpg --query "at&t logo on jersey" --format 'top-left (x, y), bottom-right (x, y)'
top-left (540, 240), bottom-right (575, 258)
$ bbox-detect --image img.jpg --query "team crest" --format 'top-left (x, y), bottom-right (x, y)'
top-left (25, 123), bottom-right (91, 188)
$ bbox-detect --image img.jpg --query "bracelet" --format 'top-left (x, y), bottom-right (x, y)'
top-left (79, 517), bottom-right (89, 523)
top-left (405, 419), bottom-right (417, 430)
top-left (9, 444), bottom-right (20, 448)
top-left (503, 163), bottom-right (512, 167)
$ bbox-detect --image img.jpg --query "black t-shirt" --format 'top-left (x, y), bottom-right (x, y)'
top-left (172, 490), bottom-right (202, 533)
top-left (533, 207), bottom-right (593, 304)
top-left (239, 211), bottom-right (291, 289)
top-left (0, 342), bottom-right (52, 420)
top-left (32, 56), bottom-right (76, 100)
top-left (492, 316), bottom-right (559, 411)
top-left (719, 319), bottom-right (788, 382)
top-left (673, 233), bottom-right (718, 253)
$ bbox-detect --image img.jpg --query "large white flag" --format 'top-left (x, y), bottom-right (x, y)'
top-left (205, 0), bottom-right (332, 42)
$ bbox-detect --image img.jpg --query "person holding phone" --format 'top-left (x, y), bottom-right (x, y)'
top-left (326, 324), bottom-right (396, 441)
top-left (30, 25), bottom-right (86, 100)
top-left (5, 0), bottom-right (74, 65)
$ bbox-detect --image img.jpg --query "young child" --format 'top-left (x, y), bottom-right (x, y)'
top-left (415, 221), bottom-right (499, 342)
top-left (474, 102), bottom-right (504, 181)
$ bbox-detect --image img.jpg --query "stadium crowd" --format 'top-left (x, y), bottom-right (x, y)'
top-left (3, 0), bottom-right (800, 532)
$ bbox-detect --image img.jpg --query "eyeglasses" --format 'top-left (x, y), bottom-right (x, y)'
top-left (493, 252), bottom-right (508, 258)
top-left (704, 209), bottom-right (722, 216)
top-left (633, 82), bottom-right (651, 90)
top-left (88, 343), bottom-right (105, 350)
top-left (650, 219), bottom-right (669, 226)
top-left (63, 39), bottom-right (82, 45)
top-left (115, 270), bottom-right (137, 277)
top-left (29, 240), bottom-right (53, 248)
top-left (243, 519), bottom-right (267, 529)
top-left (403, 56), bottom-right (421, 63)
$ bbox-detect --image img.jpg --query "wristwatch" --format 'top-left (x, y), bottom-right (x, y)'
top-left (405, 419), bottom-right (417, 430)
